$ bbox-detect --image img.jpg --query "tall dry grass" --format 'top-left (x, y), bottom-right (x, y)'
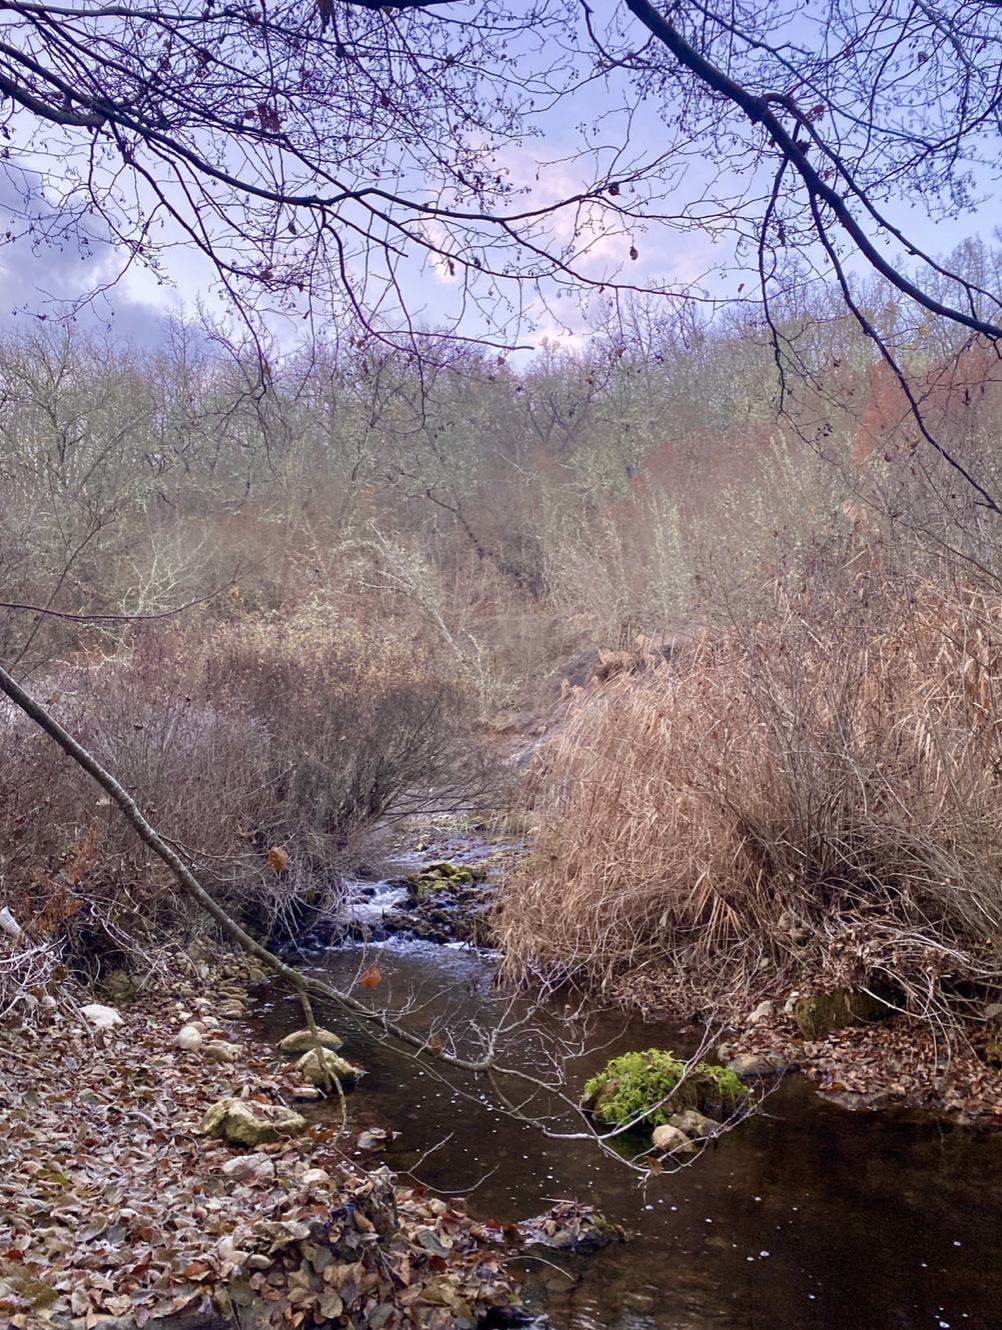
top-left (498, 576), bottom-right (1002, 1022)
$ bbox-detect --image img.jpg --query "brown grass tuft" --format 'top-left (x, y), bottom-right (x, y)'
top-left (498, 577), bottom-right (1002, 1025)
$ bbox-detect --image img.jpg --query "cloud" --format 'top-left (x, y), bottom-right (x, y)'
top-left (0, 167), bottom-right (174, 346)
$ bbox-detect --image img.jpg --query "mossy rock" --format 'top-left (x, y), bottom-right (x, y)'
top-left (295, 1049), bottom-right (364, 1087)
top-left (278, 1027), bottom-right (344, 1054)
top-left (985, 1010), bottom-right (1002, 1066)
top-left (449, 870), bottom-right (474, 886)
top-left (795, 985), bottom-right (901, 1040)
top-left (202, 1097), bottom-right (306, 1147)
top-left (99, 969), bottom-right (141, 1003)
top-left (581, 1048), bottom-right (749, 1129)
top-left (408, 874), bottom-right (453, 900)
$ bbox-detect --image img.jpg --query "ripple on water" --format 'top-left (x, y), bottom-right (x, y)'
top-left (258, 922), bottom-right (1002, 1330)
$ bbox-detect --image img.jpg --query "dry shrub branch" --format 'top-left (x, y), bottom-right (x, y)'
top-left (498, 574), bottom-right (1002, 1026)
top-left (0, 615), bottom-right (492, 971)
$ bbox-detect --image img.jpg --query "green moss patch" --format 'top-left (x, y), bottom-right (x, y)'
top-left (581, 1048), bottom-right (749, 1129)
top-left (794, 985), bottom-right (901, 1040)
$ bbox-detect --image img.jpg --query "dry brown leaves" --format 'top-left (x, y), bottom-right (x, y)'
top-left (0, 971), bottom-right (520, 1329)
top-left (726, 1006), bottom-right (1002, 1123)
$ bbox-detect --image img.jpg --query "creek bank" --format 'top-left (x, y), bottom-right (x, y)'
top-left (0, 952), bottom-right (530, 1330)
top-left (598, 958), bottom-right (1002, 1123)
top-left (718, 999), bottom-right (1002, 1123)
top-left (341, 817), bottom-right (1002, 1129)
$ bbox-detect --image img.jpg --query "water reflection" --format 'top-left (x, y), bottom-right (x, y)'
top-left (258, 933), bottom-right (1002, 1330)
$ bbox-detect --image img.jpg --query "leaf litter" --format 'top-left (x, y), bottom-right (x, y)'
top-left (0, 958), bottom-right (524, 1329)
top-left (725, 1005), bottom-right (1002, 1123)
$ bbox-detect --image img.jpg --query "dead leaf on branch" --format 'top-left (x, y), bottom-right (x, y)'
top-left (267, 846), bottom-right (290, 872)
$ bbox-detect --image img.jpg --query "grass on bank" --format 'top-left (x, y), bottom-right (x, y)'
top-left (497, 576), bottom-right (1002, 1028)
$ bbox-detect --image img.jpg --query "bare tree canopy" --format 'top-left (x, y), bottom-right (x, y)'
top-left (2, 0), bottom-right (1001, 352)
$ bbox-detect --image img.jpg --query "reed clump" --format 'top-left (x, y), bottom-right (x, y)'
top-left (497, 578), bottom-right (1002, 1024)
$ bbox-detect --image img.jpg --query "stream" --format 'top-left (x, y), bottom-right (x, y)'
top-left (262, 867), bottom-right (1002, 1330)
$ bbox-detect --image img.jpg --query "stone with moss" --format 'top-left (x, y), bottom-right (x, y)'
top-left (202, 1097), bottom-right (306, 1147)
top-left (985, 1006), bottom-right (1002, 1066)
top-left (278, 1027), bottom-right (343, 1054)
top-left (581, 1048), bottom-right (749, 1129)
top-left (295, 1048), bottom-right (363, 1087)
top-left (794, 985), bottom-right (900, 1040)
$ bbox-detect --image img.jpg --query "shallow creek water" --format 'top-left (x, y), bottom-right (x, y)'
top-left (260, 874), bottom-right (1002, 1330)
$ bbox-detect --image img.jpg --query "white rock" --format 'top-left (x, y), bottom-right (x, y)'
top-left (356, 1128), bottom-right (390, 1151)
top-left (748, 1000), bottom-right (775, 1024)
top-left (176, 1024), bottom-right (203, 1052)
top-left (295, 1048), bottom-right (361, 1087)
top-left (652, 1123), bottom-right (698, 1154)
top-left (0, 906), bottom-right (22, 939)
top-left (80, 1003), bottom-right (123, 1030)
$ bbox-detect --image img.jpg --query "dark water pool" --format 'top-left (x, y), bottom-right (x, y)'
top-left (259, 923), bottom-right (1002, 1330)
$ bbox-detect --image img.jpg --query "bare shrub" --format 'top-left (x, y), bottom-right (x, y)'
top-left (498, 572), bottom-right (1002, 1026)
top-left (201, 616), bottom-right (496, 855)
top-left (0, 617), bottom-right (492, 970)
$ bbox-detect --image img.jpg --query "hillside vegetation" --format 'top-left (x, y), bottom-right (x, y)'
top-left (3, 253), bottom-right (1002, 1021)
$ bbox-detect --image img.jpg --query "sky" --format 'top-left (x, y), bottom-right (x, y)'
top-left (1, 2), bottom-right (999, 359)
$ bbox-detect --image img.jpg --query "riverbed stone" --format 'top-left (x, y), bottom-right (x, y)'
top-left (202, 1097), bottom-right (306, 1146)
top-left (295, 1048), bottom-right (362, 1087)
top-left (726, 1052), bottom-right (793, 1079)
top-left (668, 1109), bottom-right (720, 1138)
top-left (278, 1027), bottom-right (344, 1054)
top-left (202, 1039), bottom-right (244, 1064)
top-left (651, 1123), bottom-right (698, 1153)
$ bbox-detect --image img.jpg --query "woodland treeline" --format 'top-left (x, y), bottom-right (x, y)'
top-left (4, 244), bottom-right (1002, 1016)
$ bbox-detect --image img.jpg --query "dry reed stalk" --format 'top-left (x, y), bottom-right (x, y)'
top-left (497, 580), bottom-right (1002, 1025)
